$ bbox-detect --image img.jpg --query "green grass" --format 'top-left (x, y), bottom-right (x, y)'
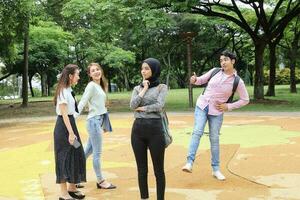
top-left (239, 85), bottom-right (300, 112)
top-left (0, 85), bottom-right (299, 119)
top-left (109, 84), bottom-right (300, 112)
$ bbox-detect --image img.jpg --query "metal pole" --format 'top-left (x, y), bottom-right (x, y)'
top-left (187, 37), bottom-right (193, 108)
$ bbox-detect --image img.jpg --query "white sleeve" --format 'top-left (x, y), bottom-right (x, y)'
top-left (77, 83), bottom-right (94, 114)
top-left (74, 112), bottom-right (79, 118)
top-left (57, 89), bottom-right (68, 105)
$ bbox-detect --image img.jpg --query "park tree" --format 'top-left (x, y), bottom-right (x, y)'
top-left (38, 0), bottom-right (70, 26)
top-left (265, 3), bottom-right (299, 96)
top-left (21, 0), bottom-right (34, 106)
top-left (61, 0), bottom-right (174, 90)
top-left (149, 14), bottom-right (247, 88)
top-left (60, 0), bottom-right (129, 91)
top-left (103, 47), bottom-right (136, 91)
top-left (161, 0), bottom-right (300, 100)
top-left (0, 0), bottom-right (34, 107)
top-left (0, 1), bottom-right (24, 81)
top-left (265, 31), bottom-right (283, 96)
top-left (280, 15), bottom-right (300, 93)
top-left (29, 21), bottom-right (73, 96)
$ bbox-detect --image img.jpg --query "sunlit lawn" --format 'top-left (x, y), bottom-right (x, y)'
top-left (0, 85), bottom-right (299, 119)
top-left (105, 84), bottom-right (300, 112)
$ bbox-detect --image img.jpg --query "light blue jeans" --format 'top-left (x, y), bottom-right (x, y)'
top-left (187, 106), bottom-right (223, 171)
top-left (85, 115), bottom-right (104, 182)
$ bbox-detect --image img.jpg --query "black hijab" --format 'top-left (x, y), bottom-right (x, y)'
top-left (140, 58), bottom-right (161, 88)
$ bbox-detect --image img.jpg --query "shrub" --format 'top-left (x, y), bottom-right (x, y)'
top-left (264, 68), bottom-right (300, 85)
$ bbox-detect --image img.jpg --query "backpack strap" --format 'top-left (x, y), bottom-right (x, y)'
top-left (202, 68), bottom-right (222, 95)
top-left (226, 75), bottom-right (240, 103)
top-left (201, 68), bottom-right (240, 103)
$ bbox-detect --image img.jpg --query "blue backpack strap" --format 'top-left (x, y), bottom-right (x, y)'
top-left (226, 75), bottom-right (240, 103)
top-left (202, 68), bottom-right (221, 95)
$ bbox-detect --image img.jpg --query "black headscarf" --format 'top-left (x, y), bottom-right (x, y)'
top-left (140, 58), bottom-right (161, 88)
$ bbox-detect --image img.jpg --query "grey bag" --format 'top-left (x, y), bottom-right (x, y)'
top-left (156, 84), bottom-right (172, 147)
top-left (161, 110), bottom-right (172, 148)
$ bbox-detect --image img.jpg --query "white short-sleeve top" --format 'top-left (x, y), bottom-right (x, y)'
top-left (56, 87), bottom-right (77, 115)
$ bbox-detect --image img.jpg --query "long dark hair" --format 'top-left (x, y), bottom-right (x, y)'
top-left (87, 63), bottom-right (108, 92)
top-left (54, 64), bottom-right (79, 105)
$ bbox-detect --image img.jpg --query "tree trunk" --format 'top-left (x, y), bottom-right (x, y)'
top-left (124, 73), bottom-right (130, 91)
top-left (120, 69), bottom-right (130, 91)
top-left (290, 48), bottom-right (297, 93)
top-left (254, 42), bottom-right (266, 100)
top-left (41, 72), bottom-right (48, 96)
top-left (29, 74), bottom-right (34, 97)
top-left (265, 43), bottom-right (276, 96)
top-left (47, 75), bottom-right (51, 96)
top-left (21, 18), bottom-right (29, 108)
top-left (108, 77), bottom-right (111, 93)
top-left (166, 71), bottom-right (170, 88)
top-left (163, 56), bottom-right (171, 88)
top-left (266, 32), bottom-right (284, 96)
top-left (290, 62), bottom-right (297, 93)
top-left (41, 73), bottom-right (45, 96)
top-left (290, 29), bottom-right (299, 93)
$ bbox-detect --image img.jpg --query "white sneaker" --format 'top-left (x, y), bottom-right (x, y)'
top-left (212, 170), bottom-right (226, 180)
top-left (182, 163), bottom-right (193, 173)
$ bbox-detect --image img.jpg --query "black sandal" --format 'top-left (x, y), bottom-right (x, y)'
top-left (75, 183), bottom-right (84, 188)
top-left (68, 190), bottom-right (85, 199)
top-left (59, 197), bottom-right (75, 200)
top-left (96, 180), bottom-right (117, 189)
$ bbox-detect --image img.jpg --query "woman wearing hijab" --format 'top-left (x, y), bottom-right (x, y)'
top-left (130, 58), bottom-right (168, 200)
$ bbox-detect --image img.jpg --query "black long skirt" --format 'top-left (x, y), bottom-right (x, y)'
top-left (54, 115), bottom-right (86, 184)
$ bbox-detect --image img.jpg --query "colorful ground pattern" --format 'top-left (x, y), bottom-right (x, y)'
top-left (0, 112), bottom-right (300, 200)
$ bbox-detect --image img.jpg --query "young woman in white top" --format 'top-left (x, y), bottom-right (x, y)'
top-left (76, 63), bottom-right (116, 189)
top-left (53, 64), bottom-right (86, 200)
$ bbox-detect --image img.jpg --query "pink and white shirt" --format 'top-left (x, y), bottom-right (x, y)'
top-left (195, 68), bottom-right (249, 116)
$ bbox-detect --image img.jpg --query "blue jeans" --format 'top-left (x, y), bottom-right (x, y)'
top-left (187, 106), bottom-right (223, 171)
top-left (85, 115), bottom-right (104, 182)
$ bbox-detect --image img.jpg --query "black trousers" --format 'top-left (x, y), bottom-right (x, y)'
top-left (131, 118), bottom-right (166, 200)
